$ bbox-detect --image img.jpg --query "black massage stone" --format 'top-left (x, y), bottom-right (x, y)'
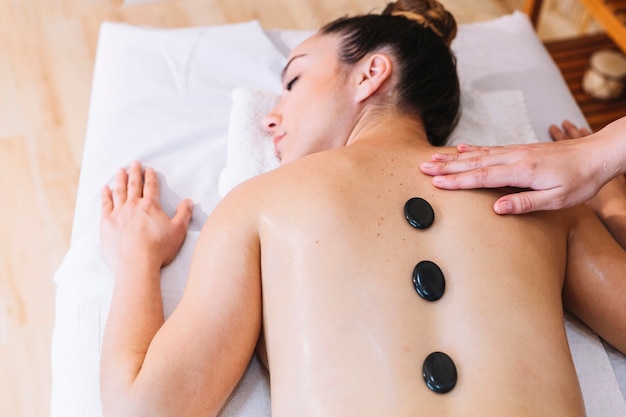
top-left (422, 352), bottom-right (457, 394)
top-left (404, 197), bottom-right (434, 229)
top-left (412, 261), bottom-right (445, 301)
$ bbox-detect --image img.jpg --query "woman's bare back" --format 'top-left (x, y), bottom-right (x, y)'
top-left (253, 140), bottom-right (586, 417)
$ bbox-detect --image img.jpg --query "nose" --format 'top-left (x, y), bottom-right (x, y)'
top-left (262, 106), bottom-right (282, 134)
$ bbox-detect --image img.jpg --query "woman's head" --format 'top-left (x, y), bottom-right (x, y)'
top-left (264, 34), bottom-right (363, 164)
top-left (319, 0), bottom-right (460, 146)
top-left (263, 0), bottom-right (460, 164)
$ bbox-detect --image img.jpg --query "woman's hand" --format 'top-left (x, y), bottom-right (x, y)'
top-left (420, 119), bottom-right (625, 214)
top-left (100, 162), bottom-right (193, 272)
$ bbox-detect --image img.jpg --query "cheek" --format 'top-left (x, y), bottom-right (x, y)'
top-left (280, 79), bottom-right (349, 161)
top-left (280, 126), bottom-right (325, 163)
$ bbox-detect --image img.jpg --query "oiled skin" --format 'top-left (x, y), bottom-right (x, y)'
top-left (245, 137), bottom-right (587, 416)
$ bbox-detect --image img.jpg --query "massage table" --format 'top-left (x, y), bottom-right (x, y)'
top-left (50, 11), bottom-right (626, 417)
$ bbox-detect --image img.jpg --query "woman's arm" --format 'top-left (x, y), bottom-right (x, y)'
top-left (99, 162), bottom-right (263, 417)
top-left (586, 175), bottom-right (626, 249)
top-left (419, 116), bottom-right (626, 215)
top-left (563, 203), bottom-right (626, 355)
top-left (100, 163), bottom-right (192, 410)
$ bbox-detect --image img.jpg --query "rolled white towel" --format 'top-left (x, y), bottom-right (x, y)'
top-left (218, 88), bottom-right (280, 197)
top-left (218, 88), bottom-right (539, 199)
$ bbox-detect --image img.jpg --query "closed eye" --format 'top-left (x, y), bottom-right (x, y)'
top-left (286, 76), bottom-right (299, 91)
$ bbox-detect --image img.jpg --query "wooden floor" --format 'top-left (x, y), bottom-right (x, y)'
top-left (0, 0), bottom-right (546, 415)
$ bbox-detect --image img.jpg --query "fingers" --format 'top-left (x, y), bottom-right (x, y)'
top-left (421, 147), bottom-right (521, 178)
top-left (127, 161), bottom-right (144, 200)
top-left (493, 188), bottom-right (564, 215)
top-left (113, 168), bottom-right (128, 206)
top-left (429, 163), bottom-right (524, 190)
top-left (562, 120), bottom-right (587, 139)
top-left (143, 167), bottom-right (160, 201)
top-left (431, 144), bottom-right (498, 162)
top-left (106, 163), bottom-right (190, 223)
top-left (427, 166), bottom-right (557, 214)
top-left (493, 193), bottom-right (537, 215)
top-left (455, 143), bottom-right (481, 153)
top-left (550, 120), bottom-right (592, 142)
top-left (110, 162), bottom-right (162, 204)
top-left (172, 198), bottom-right (194, 229)
top-left (549, 124), bottom-right (568, 142)
top-left (428, 144), bottom-right (517, 167)
top-left (422, 154), bottom-right (484, 175)
top-left (101, 185), bottom-right (114, 216)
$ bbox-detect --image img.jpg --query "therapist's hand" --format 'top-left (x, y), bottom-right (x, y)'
top-left (420, 120), bottom-right (616, 214)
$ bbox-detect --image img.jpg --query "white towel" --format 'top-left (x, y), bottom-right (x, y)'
top-left (217, 88), bottom-right (538, 197)
top-left (447, 89), bottom-right (538, 147)
top-left (218, 86), bottom-right (626, 416)
top-left (50, 232), bottom-right (271, 417)
top-left (218, 88), bottom-right (280, 197)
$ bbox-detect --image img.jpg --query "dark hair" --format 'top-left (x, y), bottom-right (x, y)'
top-left (320, 0), bottom-right (460, 146)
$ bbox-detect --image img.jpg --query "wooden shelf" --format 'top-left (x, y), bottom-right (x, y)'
top-left (544, 34), bottom-right (626, 132)
top-left (579, 0), bottom-right (626, 52)
top-left (525, 0), bottom-right (626, 131)
top-left (526, 0), bottom-right (626, 53)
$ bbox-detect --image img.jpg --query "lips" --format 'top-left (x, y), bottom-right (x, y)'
top-left (273, 131), bottom-right (286, 159)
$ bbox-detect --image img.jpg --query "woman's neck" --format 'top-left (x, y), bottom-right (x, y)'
top-left (346, 110), bottom-right (432, 150)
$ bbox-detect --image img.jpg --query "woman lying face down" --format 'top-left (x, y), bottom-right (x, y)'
top-left (99, 2), bottom-right (626, 417)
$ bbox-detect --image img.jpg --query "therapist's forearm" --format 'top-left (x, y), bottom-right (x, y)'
top-left (101, 256), bottom-right (164, 416)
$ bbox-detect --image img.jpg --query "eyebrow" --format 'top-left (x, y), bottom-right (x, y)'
top-left (281, 54), bottom-right (307, 84)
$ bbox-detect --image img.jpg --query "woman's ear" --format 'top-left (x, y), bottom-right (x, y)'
top-left (354, 53), bottom-right (393, 103)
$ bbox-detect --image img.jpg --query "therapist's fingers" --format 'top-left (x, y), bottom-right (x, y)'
top-left (429, 144), bottom-right (507, 163)
top-left (493, 188), bottom-right (565, 215)
top-left (429, 162), bottom-right (534, 190)
top-left (454, 143), bottom-right (507, 155)
top-left (421, 146), bottom-right (524, 178)
top-left (432, 143), bottom-right (484, 157)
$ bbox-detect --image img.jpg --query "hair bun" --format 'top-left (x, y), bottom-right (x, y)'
top-left (384, 0), bottom-right (457, 46)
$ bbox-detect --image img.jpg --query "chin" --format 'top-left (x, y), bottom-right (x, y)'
top-left (279, 157), bottom-right (296, 166)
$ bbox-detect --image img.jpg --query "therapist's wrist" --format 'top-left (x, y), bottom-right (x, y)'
top-left (595, 117), bottom-right (626, 181)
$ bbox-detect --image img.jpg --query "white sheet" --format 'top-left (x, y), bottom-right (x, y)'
top-left (52, 11), bottom-right (626, 417)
